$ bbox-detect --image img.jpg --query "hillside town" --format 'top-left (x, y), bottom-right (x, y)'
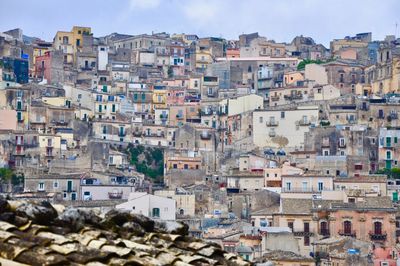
top-left (0, 26), bottom-right (400, 265)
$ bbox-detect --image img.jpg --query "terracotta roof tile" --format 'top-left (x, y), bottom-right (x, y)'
top-left (0, 198), bottom-right (251, 265)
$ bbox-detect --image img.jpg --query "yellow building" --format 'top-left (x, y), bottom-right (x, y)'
top-left (195, 46), bottom-right (213, 70)
top-left (42, 96), bottom-right (71, 107)
top-left (152, 89), bottom-right (167, 109)
top-left (284, 71), bottom-right (304, 86)
top-left (53, 26), bottom-right (92, 64)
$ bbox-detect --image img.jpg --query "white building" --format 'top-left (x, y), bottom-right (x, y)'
top-left (252, 106), bottom-right (319, 150)
top-left (116, 192), bottom-right (176, 221)
top-left (97, 45), bottom-right (109, 71)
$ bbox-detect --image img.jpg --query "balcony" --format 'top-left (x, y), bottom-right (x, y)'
top-left (284, 94), bottom-right (303, 101)
top-left (269, 131), bottom-right (276, 137)
top-left (338, 230), bottom-right (356, 237)
top-left (270, 96), bottom-right (280, 102)
top-left (109, 191), bottom-right (123, 199)
top-left (293, 231), bottom-right (314, 237)
top-left (13, 148), bottom-right (25, 156)
top-left (320, 229), bottom-right (330, 237)
top-left (133, 131), bottom-right (142, 137)
top-left (266, 120), bottom-right (279, 127)
top-left (282, 187), bottom-right (329, 193)
top-left (297, 120), bottom-right (311, 126)
top-left (118, 132), bottom-right (126, 137)
top-left (200, 132), bottom-right (212, 140)
top-left (369, 231), bottom-right (387, 241)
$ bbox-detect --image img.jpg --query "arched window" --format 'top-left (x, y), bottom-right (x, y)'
top-left (374, 221), bottom-right (382, 235)
top-left (320, 221), bottom-right (328, 235)
top-left (179, 209), bottom-right (184, 215)
top-left (152, 208), bottom-right (160, 218)
top-left (344, 220), bottom-right (352, 235)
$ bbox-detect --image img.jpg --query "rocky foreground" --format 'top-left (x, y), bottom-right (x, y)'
top-left (0, 199), bottom-right (250, 265)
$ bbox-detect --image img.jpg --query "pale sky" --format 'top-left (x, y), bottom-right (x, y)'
top-left (0, 0), bottom-right (399, 46)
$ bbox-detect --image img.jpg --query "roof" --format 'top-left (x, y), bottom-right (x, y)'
top-left (0, 198), bottom-right (250, 265)
top-left (280, 198), bottom-right (312, 215)
top-left (261, 250), bottom-right (313, 262)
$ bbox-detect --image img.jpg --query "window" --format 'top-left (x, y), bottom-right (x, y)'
top-left (320, 221), bottom-right (328, 235)
top-left (288, 221), bottom-right (294, 231)
top-left (53, 181), bottom-right (59, 188)
top-left (38, 182), bottom-right (45, 191)
top-left (259, 117), bottom-right (263, 123)
top-left (318, 182), bottom-right (324, 191)
top-left (281, 112), bottom-right (285, 119)
top-left (354, 164), bottom-right (363, 170)
top-left (304, 236), bottom-right (310, 246)
top-left (152, 208), bottom-right (160, 218)
top-left (302, 182), bottom-right (308, 192)
top-left (343, 220), bottom-right (352, 235)
top-left (348, 198), bottom-right (356, 203)
top-left (285, 182), bottom-right (292, 191)
top-left (304, 222), bottom-right (310, 232)
top-left (339, 138), bottom-right (345, 147)
top-left (374, 221), bottom-right (382, 235)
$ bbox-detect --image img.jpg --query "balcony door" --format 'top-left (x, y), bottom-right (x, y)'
top-left (320, 221), bottom-right (328, 234)
top-left (374, 221), bottom-right (382, 235)
top-left (344, 221), bottom-right (352, 235)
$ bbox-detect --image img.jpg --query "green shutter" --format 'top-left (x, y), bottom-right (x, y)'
top-left (17, 101), bottom-right (22, 110)
top-left (386, 160), bottom-right (392, 169)
top-left (386, 137), bottom-right (391, 147)
top-left (112, 104), bottom-right (116, 112)
top-left (102, 85), bottom-right (107, 92)
top-left (99, 105), bottom-right (102, 112)
top-left (17, 112), bottom-right (22, 121)
top-left (395, 137), bottom-right (398, 144)
top-left (393, 191), bottom-right (398, 202)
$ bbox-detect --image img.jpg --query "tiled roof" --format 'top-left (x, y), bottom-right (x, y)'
top-left (280, 198), bottom-right (312, 214)
top-left (0, 199), bottom-right (250, 265)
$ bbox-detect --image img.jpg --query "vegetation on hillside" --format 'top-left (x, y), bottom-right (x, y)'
top-left (377, 168), bottom-right (400, 179)
top-left (126, 144), bottom-right (164, 182)
top-left (297, 58), bottom-right (334, 71)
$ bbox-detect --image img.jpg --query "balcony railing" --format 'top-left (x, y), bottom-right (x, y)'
top-left (293, 231), bottom-right (314, 237)
top-left (118, 132), bottom-right (126, 137)
top-left (284, 94), bottom-right (303, 101)
top-left (109, 191), bottom-right (123, 199)
top-left (369, 231), bottom-right (387, 241)
top-left (320, 229), bottom-right (330, 237)
top-left (338, 230), bottom-right (356, 237)
top-left (266, 121), bottom-right (279, 126)
top-left (270, 96), bottom-right (280, 102)
top-left (296, 120), bottom-right (311, 126)
top-left (282, 187), bottom-right (330, 193)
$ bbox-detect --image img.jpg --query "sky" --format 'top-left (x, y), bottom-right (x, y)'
top-left (0, 0), bottom-right (399, 46)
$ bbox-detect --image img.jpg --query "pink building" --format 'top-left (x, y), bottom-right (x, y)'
top-left (34, 51), bottom-right (51, 81)
top-left (0, 110), bottom-right (17, 131)
top-left (166, 87), bottom-right (185, 106)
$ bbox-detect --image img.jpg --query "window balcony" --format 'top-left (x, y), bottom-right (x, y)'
top-left (320, 229), bottom-right (330, 237)
top-left (369, 231), bottom-right (387, 241)
top-left (109, 191), bottom-right (123, 199)
top-left (296, 120), bottom-right (311, 126)
top-left (270, 96), bottom-right (280, 102)
top-left (266, 121), bottom-right (279, 127)
top-left (338, 230), bottom-right (356, 237)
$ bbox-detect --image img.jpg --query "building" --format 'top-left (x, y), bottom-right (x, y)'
top-left (252, 106), bottom-right (319, 150)
top-left (116, 192), bottom-right (176, 221)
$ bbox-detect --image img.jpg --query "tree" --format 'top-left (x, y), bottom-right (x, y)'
top-left (271, 135), bottom-right (289, 149)
top-left (0, 168), bottom-right (13, 193)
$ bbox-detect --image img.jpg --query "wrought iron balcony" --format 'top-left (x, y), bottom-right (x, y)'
top-left (369, 231), bottom-right (387, 241)
top-left (320, 229), bottom-right (330, 237)
top-left (266, 120), bottom-right (279, 126)
top-left (338, 230), bottom-right (356, 237)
